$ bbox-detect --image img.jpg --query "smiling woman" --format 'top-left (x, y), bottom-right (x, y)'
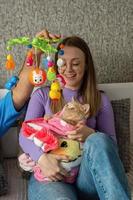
top-left (18, 29), bottom-right (131, 200)
top-left (53, 35), bottom-right (101, 116)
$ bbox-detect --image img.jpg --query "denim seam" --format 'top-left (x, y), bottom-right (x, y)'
top-left (85, 150), bottom-right (109, 200)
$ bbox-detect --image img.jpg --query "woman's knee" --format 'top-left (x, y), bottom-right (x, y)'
top-left (83, 132), bottom-right (117, 154)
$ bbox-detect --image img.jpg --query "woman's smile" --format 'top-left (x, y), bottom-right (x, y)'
top-left (65, 73), bottom-right (76, 78)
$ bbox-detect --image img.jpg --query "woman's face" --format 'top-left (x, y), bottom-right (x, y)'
top-left (57, 46), bottom-right (85, 90)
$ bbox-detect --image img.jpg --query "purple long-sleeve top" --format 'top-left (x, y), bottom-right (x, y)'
top-left (19, 86), bottom-right (116, 161)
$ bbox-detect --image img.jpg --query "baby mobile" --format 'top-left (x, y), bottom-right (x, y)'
top-left (5, 36), bottom-right (66, 102)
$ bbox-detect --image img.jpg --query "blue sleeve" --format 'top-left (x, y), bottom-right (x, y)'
top-left (0, 92), bottom-right (22, 137)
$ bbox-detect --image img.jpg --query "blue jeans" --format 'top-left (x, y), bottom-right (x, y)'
top-left (28, 132), bottom-right (131, 200)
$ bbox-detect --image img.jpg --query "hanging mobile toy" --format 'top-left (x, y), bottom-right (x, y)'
top-left (4, 54), bottom-right (19, 90)
top-left (49, 80), bottom-right (61, 100)
top-left (5, 36), bottom-right (61, 88)
top-left (29, 67), bottom-right (47, 86)
top-left (26, 50), bottom-right (34, 66)
top-left (5, 36), bottom-right (66, 101)
top-left (48, 43), bottom-right (66, 102)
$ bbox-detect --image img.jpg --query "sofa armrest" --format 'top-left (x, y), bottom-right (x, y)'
top-left (0, 122), bottom-right (20, 158)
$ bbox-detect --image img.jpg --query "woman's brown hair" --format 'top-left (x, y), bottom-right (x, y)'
top-left (50, 36), bottom-right (101, 117)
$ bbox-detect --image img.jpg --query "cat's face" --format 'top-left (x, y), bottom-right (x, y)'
top-left (60, 99), bottom-right (90, 125)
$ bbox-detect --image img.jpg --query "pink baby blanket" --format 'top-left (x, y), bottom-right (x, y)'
top-left (22, 116), bottom-right (81, 183)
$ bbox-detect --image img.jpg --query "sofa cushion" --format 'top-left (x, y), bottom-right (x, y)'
top-left (111, 98), bottom-right (130, 172)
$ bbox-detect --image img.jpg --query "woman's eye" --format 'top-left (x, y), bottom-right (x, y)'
top-left (72, 63), bottom-right (79, 66)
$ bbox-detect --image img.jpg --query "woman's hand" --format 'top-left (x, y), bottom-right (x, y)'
top-left (44, 114), bottom-right (52, 121)
top-left (67, 121), bottom-right (95, 142)
top-left (36, 29), bottom-right (61, 40)
top-left (18, 153), bottom-right (36, 171)
top-left (38, 153), bottom-right (69, 182)
top-left (34, 29), bottom-right (61, 56)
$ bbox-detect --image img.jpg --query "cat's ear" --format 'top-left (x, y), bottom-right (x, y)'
top-left (72, 97), bottom-right (74, 102)
top-left (72, 97), bottom-right (79, 103)
top-left (72, 97), bottom-right (76, 102)
top-left (82, 104), bottom-right (90, 118)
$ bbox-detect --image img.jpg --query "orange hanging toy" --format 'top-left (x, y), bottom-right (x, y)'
top-left (29, 68), bottom-right (47, 86)
top-left (5, 54), bottom-right (15, 70)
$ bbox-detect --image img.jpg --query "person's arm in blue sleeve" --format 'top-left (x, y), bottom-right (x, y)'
top-left (0, 91), bottom-right (22, 137)
top-left (0, 64), bottom-right (34, 137)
